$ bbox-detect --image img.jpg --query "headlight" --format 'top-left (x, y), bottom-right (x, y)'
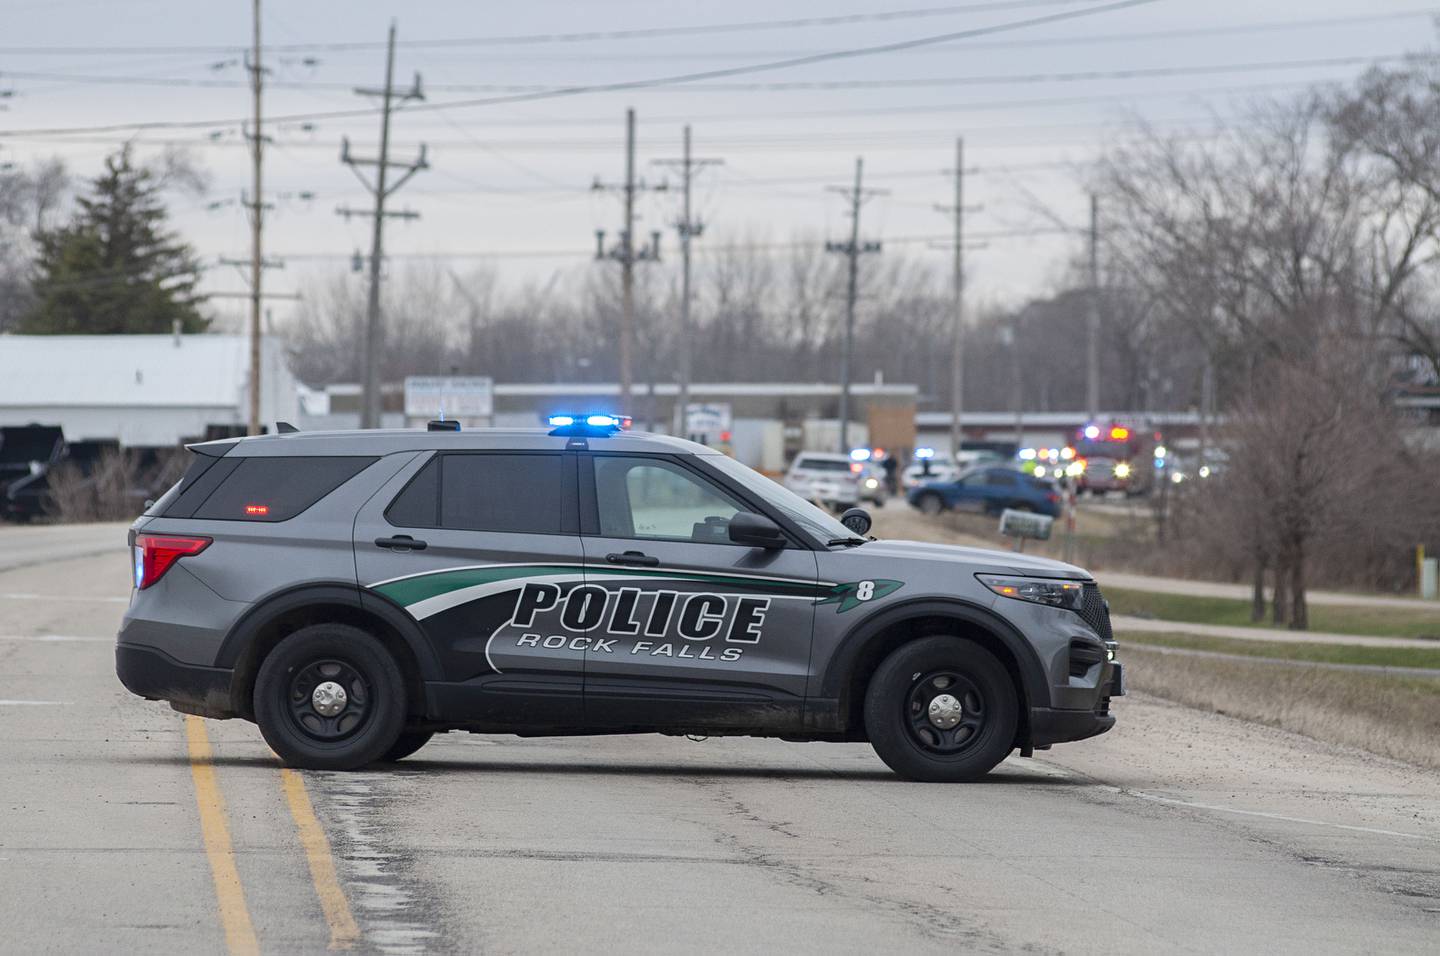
top-left (977, 574), bottom-right (1085, 611)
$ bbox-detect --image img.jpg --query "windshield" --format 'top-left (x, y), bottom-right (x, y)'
top-left (795, 458), bottom-right (853, 473)
top-left (705, 454), bottom-right (855, 543)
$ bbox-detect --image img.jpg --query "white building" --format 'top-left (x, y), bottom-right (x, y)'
top-left (0, 333), bottom-right (298, 447)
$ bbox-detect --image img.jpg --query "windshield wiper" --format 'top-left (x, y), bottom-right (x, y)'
top-left (826, 536), bottom-right (867, 547)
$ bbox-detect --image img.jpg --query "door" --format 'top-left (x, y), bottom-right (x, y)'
top-left (354, 450), bottom-right (587, 726)
top-left (577, 453), bottom-right (820, 730)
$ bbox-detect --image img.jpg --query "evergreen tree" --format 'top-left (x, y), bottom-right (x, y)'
top-left (20, 148), bottom-right (207, 334)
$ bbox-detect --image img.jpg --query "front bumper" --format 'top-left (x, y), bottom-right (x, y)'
top-left (1029, 705), bottom-right (1115, 746)
top-left (115, 642), bottom-right (236, 719)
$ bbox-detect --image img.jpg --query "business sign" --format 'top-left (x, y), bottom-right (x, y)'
top-left (404, 376), bottom-right (494, 419)
top-left (685, 402), bottom-right (732, 438)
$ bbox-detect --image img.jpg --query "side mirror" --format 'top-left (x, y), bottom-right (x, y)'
top-left (838, 507), bottom-right (872, 536)
top-left (728, 512), bottom-right (786, 550)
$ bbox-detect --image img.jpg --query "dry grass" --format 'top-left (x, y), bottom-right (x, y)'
top-left (1125, 645), bottom-right (1440, 771)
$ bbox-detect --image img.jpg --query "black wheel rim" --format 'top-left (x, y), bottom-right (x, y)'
top-left (904, 669), bottom-right (986, 755)
top-left (286, 658), bottom-right (372, 742)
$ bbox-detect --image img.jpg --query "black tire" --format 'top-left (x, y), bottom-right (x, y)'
top-left (863, 636), bottom-right (1018, 782)
top-left (254, 623), bottom-right (407, 771)
top-left (383, 731), bottom-right (435, 762)
top-left (918, 493), bottom-right (944, 516)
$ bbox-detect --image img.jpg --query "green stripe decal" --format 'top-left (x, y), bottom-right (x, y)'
top-left (374, 565), bottom-right (581, 608)
top-left (373, 563), bottom-right (830, 608)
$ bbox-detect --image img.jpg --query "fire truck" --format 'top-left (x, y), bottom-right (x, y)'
top-left (1071, 422), bottom-right (1164, 497)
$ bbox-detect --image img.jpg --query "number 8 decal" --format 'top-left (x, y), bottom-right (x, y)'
top-left (856, 580), bottom-right (875, 601)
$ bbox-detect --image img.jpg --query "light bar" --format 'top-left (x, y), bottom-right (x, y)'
top-left (547, 415), bottom-right (576, 427)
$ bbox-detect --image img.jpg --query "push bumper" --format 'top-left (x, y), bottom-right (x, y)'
top-left (115, 642), bottom-right (236, 719)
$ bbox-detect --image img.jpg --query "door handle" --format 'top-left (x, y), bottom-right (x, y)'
top-left (606, 550), bottom-right (659, 567)
top-left (375, 535), bottom-right (427, 551)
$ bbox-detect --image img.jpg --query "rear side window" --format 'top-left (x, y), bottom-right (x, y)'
top-left (796, 458), bottom-right (851, 473)
top-left (440, 454), bottom-right (563, 534)
top-left (193, 456), bottom-right (376, 522)
top-left (146, 452), bottom-right (221, 516)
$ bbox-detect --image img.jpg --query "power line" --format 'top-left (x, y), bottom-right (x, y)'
top-left (386, 7), bottom-right (1440, 62)
top-left (235, 227), bottom-right (1081, 264)
top-left (0, 2), bottom-right (1101, 57)
top-left (0, 0), bottom-right (1157, 136)
top-left (12, 53), bottom-right (1391, 96)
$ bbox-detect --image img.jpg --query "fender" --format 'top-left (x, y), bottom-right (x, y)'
top-left (818, 596), bottom-right (1050, 709)
top-left (214, 581), bottom-right (444, 681)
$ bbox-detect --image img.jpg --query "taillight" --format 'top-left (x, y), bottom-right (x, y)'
top-left (134, 534), bottom-right (211, 590)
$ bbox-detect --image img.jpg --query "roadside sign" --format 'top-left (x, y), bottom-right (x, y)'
top-left (686, 402), bottom-right (731, 440)
top-left (404, 376), bottom-right (493, 419)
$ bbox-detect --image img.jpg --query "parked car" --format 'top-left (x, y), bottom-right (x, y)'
top-left (783, 451), bottom-right (861, 511)
top-left (902, 450), bottom-right (1002, 493)
top-left (908, 466), bottom-right (1062, 518)
top-left (856, 461), bottom-right (888, 507)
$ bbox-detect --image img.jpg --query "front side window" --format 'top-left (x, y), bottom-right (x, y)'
top-left (593, 456), bottom-right (741, 542)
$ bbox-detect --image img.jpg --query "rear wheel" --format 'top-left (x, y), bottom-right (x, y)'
top-left (918, 493), bottom-right (944, 516)
top-left (863, 636), bottom-right (1018, 782)
top-left (254, 623), bottom-right (407, 771)
top-left (383, 731), bottom-right (435, 762)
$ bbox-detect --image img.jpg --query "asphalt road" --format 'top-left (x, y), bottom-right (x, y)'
top-left (2, 523), bottom-right (1438, 954)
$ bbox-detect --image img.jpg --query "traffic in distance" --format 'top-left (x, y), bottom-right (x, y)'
top-left (117, 414), bottom-right (1122, 782)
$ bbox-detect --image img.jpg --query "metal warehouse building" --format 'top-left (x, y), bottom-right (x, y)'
top-left (0, 334), bottom-right (298, 447)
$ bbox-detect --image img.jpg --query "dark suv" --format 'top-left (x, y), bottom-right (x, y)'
top-left (908, 467), bottom-right (1062, 517)
top-left (117, 421), bottom-right (1121, 782)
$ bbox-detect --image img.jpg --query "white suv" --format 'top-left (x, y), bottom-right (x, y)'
top-left (783, 451), bottom-right (861, 511)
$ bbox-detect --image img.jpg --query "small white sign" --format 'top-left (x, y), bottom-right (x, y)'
top-left (404, 376), bottom-right (494, 418)
top-left (686, 402), bottom-right (731, 437)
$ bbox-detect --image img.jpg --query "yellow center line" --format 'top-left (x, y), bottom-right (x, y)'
top-left (184, 715), bottom-right (260, 956)
top-left (280, 767), bottom-right (362, 951)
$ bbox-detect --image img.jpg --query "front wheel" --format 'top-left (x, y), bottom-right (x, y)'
top-left (917, 493), bottom-right (944, 516)
top-left (863, 636), bottom-right (1018, 782)
top-left (254, 623), bottom-right (408, 771)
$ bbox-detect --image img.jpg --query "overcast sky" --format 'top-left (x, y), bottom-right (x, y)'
top-left (1, 0), bottom-right (1434, 331)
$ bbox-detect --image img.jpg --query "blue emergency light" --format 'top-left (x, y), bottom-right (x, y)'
top-left (547, 413), bottom-right (631, 437)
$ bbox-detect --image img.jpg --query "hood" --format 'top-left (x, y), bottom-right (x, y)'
top-left (856, 538), bottom-right (1092, 579)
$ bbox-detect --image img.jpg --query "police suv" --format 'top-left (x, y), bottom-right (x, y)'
top-left (117, 416), bottom-right (1122, 782)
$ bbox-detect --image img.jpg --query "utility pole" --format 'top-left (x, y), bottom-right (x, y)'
top-left (1086, 192), bottom-right (1101, 423)
top-left (933, 138), bottom-right (985, 462)
top-left (245, 0), bottom-right (265, 436)
top-left (592, 108), bottom-right (665, 416)
top-left (341, 21), bottom-right (428, 429)
top-left (826, 158), bottom-right (885, 453)
top-left (653, 126), bottom-right (722, 437)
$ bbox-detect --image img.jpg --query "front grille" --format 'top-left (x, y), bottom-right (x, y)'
top-left (1079, 583), bottom-right (1113, 641)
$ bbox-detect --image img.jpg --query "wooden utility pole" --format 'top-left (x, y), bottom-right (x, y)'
top-left (653, 126), bottom-right (722, 436)
top-left (593, 108), bottom-right (665, 416)
top-left (245, 0), bottom-right (264, 436)
top-left (1087, 192), bottom-right (1101, 422)
top-left (341, 22), bottom-right (427, 429)
top-left (825, 158), bottom-right (884, 453)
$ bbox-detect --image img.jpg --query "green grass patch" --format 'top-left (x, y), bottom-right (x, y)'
top-left (1103, 586), bottom-right (1440, 640)
top-left (1118, 630), bottom-right (1440, 671)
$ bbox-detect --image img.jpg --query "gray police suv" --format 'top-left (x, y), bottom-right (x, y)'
top-left (117, 419), bottom-right (1122, 782)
